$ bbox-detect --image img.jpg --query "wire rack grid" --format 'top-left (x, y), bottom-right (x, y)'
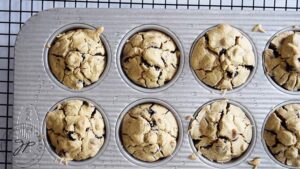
top-left (0, 0), bottom-right (299, 168)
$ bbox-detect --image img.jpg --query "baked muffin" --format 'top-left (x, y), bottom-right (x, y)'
top-left (263, 30), bottom-right (300, 91)
top-left (189, 100), bottom-right (253, 163)
top-left (263, 103), bottom-right (300, 167)
top-left (46, 99), bottom-right (105, 162)
top-left (191, 24), bottom-right (256, 91)
top-left (48, 27), bottom-right (106, 90)
top-left (120, 103), bottom-right (178, 162)
top-left (121, 30), bottom-right (180, 88)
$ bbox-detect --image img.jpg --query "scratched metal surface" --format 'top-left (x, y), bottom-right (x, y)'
top-left (12, 9), bottom-right (300, 168)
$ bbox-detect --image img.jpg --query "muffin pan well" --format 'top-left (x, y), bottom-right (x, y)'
top-left (13, 9), bottom-right (300, 169)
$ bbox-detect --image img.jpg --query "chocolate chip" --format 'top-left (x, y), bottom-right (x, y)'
top-left (286, 64), bottom-right (294, 72)
top-left (226, 71), bottom-right (233, 78)
top-left (273, 50), bottom-right (280, 58)
top-left (86, 128), bottom-right (90, 132)
top-left (204, 34), bottom-right (209, 42)
top-left (83, 101), bottom-right (89, 106)
top-left (244, 65), bottom-right (254, 71)
top-left (148, 109), bottom-right (156, 115)
top-left (298, 58), bottom-right (300, 62)
top-left (66, 67), bottom-right (72, 72)
top-left (67, 131), bottom-right (76, 141)
top-left (269, 45), bottom-right (280, 58)
top-left (149, 120), bottom-right (157, 127)
top-left (91, 109), bottom-right (97, 118)
top-left (141, 57), bottom-right (151, 67)
top-left (219, 48), bottom-right (226, 55)
top-left (123, 57), bottom-right (131, 63)
top-left (232, 129), bottom-right (237, 139)
top-left (154, 65), bottom-right (160, 71)
top-left (96, 135), bottom-right (103, 139)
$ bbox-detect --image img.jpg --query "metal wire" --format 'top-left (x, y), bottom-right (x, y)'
top-left (0, 0), bottom-right (299, 168)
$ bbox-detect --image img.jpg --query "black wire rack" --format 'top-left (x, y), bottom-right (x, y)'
top-left (0, 0), bottom-right (299, 168)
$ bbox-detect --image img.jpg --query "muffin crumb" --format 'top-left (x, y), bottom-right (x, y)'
top-left (248, 157), bottom-right (261, 169)
top-left (185, 115), bottom-right (193, 121)
top-left (188, 153), bottom-right (198, 160)
top-left (252, 24), bottom-right (266, 33)
top-left (37, 134), bottom-right (45, 141)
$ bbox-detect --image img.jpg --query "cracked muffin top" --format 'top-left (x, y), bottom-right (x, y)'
top-left (191, 24), bottom-right (256, 91)
top-left (48, 27), bottom-right (106, 90)
top-left (264, 30), bottom-right (300, 92)
top-left (121, 30), bottom-right (180, 89)
top-left (120, 103), bottom-right (178, 162)
top-left (46, 99), bottom-right (105, 162)
top-left (189, 100), bottom-right (253, 163)
top-left (263, 103), bottom-right (300, 167)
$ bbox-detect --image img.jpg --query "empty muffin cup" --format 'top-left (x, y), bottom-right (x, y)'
top-left (116, 24), bottom-right (184, 93)
top-left (263, 26), bottom-right (300, 94)
top-left (115, 98), bottom-right (183, 167)
top-left (43, 97), bottom-right (110, 165)
top-left (190, 24), bottom-right (257, 94)
top-left (45, 23), bottom-right (111, 91)
top-left (188, 99), bottom-right (256, 168)
top-left (262, 100), bottom-right (300, 168)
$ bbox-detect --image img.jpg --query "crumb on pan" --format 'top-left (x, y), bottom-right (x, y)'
top-left (185, 115), bottom-right (193, 121)
top-left (188, 153), bottom-right (198, 160)
top-left (37, 134), bottom-right (45, 141)
top-left (252, 24), bottom-right (266, 33)
top-left (248, 157), bottom-right (261, 169)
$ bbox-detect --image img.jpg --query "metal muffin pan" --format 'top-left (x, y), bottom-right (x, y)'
top-left (12, 8), bottom-right (300, 169)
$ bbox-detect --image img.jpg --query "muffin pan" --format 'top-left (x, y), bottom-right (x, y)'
top-left (12, 8), bottom-right (300, 169)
